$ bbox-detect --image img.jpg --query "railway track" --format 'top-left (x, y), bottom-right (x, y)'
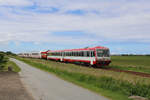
top-left (100, 67), bottom-right (150, 78)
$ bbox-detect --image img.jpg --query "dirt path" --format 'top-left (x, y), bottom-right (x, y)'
top-left (0, 71), bottom-right (33, 100)
top-left (10, 58), bottom-right (109, 100)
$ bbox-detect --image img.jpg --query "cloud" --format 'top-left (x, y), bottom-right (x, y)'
top-left (0, 0), bottom-right (32, 6)
top-left (0, 0), bottom-right (150, 47)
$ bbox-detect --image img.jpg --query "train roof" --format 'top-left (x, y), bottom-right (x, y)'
top-left (48, 46), bottom-right (109, 52)
top-left (41, 50), bottom-right (50, 53)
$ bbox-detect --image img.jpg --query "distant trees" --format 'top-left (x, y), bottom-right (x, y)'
top-left (5, 51), bottom-right (16, 56)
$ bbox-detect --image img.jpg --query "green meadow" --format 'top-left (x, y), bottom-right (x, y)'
top-left (110, 56), bottom-right (150, 73)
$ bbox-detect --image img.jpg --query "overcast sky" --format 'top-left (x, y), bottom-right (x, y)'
top-left (0, 0), bottom-right (150, 54)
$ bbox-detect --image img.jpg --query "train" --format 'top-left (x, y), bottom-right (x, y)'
top-left (18, 46), bottom-right (111, 67)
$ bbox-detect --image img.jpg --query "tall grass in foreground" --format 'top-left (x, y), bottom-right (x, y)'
top-left (16, 57), bottom-right (150, 100)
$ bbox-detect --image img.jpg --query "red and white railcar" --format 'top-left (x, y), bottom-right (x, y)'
top-left (41, 50), bottom-right (50, 59)
top-left (47, 46), bottom-right (111, 66)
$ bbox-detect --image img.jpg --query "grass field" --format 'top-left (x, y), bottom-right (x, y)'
top-left (110, 56), bottom-right (150, 73)
top-left (15, 56), bottom-right (150, 100)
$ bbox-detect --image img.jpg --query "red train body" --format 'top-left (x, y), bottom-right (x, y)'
top-left (47, 46), bottom-right (111, 67)
top-left (18, 46), bottom-right (111, 67)
top-left (41, 50), bottom-right (50, 59)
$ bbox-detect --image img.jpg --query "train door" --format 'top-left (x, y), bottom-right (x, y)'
top-left (60, 52), bottom-right (64, 62)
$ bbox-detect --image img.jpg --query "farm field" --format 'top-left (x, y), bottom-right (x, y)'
top-left (15, 56), bottom-right (150, 100)
top-left (110, 56), bottom-right (150, 73)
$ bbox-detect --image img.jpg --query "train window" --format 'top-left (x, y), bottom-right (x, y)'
top-left (81, 51), bottom-right (84, 56)
top-left (74, 52), bottom-right (76, 56)
top-left (77, 52), bottom-right (79, 56)
top-left (75, 52), bottom-right (77, 56)
top-left (83, 51), bottom-right (86, 57)
top-left (97, 49), bottom-right (110, 57)
top-left (70, 52), bottom-right (72, 56)
top-left (87, 51), bottom-right (90, 57)
top-left (66, 52), bottom-right (68, 56)
top-left (79, 52), bottom-right (81, 56)
top-left (68, 52), bottom-right (70, 56)
top-left (64, 52), bottom-right (66, 56)
top-left (67, 52), bottom-right (69, 56)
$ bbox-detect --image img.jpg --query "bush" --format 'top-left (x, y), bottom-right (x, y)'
top-left (0, 53), bottom-right (8, 70)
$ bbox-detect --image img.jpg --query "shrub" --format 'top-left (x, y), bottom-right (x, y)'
top-left (0, 53), bottom-right (8, 70)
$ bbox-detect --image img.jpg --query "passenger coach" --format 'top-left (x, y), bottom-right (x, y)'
top-left (47, 46), bottom-right (111, 67)
top-left (18, 51), bottom-right (41, 58)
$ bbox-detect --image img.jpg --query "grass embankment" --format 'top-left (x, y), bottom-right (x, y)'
top-left (4, 61), bottom-right (21, 72)
top-left (110, 56), bottom-right (150, 74)
top-left (0, 54), bottom-right (20, 72)
top-left (15, 57), bottom-right (150, 100)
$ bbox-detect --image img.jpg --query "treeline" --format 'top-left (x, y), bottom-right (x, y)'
top-left (0, 51), bottom-right (16, 56)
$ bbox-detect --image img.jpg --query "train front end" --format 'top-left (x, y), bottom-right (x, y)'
top-left (95, 48), bottom-right (111, 66)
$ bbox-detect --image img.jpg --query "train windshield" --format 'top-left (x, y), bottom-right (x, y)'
top-left (97, 49), bottom-right (110, 57)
